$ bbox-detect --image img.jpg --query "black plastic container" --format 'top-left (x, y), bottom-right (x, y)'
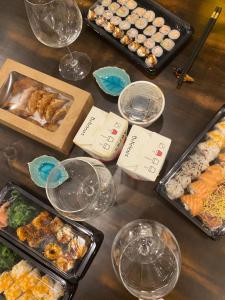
top-left (156, 105), bottom-right (225, 239)
top-left (0, 183), bottom-right (103, 283)
top-left (85, 0), bottom-right (193, 74)
top-left (0, 235), bottom-right (75, 300)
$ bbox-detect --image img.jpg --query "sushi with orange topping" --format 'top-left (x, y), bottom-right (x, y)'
top-left (181, 194), bottom-right (204, 216)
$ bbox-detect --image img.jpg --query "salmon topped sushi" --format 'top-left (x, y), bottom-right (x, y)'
top-left (181, 194), bottom-right (204, 216)
top-left (215, 121), bottom-right (225, 135)
top-left (207, 164), bottom-right (225, 184)
top-left (218, 152), bottom-right (225, 162)
top-left (199, 171), bottom-right (219, 187)
top-left (207, 130), bottom-right (225, 149)
top-left (188, 180), bottom-right (214, 199)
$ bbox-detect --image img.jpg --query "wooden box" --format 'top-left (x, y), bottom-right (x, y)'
top-left (0, 59), bottom-right (93, 154)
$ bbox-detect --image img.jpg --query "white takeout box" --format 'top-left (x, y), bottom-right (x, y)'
top-left (73, 106), bottom-right (128, 161)
top-left (117, 125), bottom-right (171, 181)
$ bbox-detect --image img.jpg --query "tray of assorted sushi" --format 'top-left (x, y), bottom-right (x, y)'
top-left (0, 183), bottom-right (103, 283)
top-left (0, 235), bottom-right (74, 300)
top-left (156, 105), bottom-right (225, 239)
top-left (86, 0), bottom-right (193, 74)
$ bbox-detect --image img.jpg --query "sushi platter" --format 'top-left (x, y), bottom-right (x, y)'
top-left (0, 235), bottom-right (74, 300)
top-left (86, 0), bottom-right (193, 74)
top-left (156, 105), bottom-right (225, 239)
top-left (0, 183), bottom-right (103, 283)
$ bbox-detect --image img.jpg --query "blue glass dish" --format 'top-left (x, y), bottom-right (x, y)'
top-left (93, 66), bottom-right (131, 97)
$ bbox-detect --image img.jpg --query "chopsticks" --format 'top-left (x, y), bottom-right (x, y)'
top-left (177, 6), bottom-right (222, 89)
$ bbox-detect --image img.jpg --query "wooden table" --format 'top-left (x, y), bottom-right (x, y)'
top-left (0, 0), bottom-right (225, 299)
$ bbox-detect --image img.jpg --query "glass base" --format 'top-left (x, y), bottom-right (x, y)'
top-left (59, 51), bottom-right (92, 81)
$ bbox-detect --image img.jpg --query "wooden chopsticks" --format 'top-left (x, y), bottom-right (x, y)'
top-left (177, 6), bottom-right (222, 89)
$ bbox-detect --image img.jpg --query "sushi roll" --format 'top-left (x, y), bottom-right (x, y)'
top-left (168, 29), bottom-right (181, 40)
top-left (207, 164), bottom-right (225, 182)
top-left (189, 153), bottom-right (209, 172)
top-left (118, 0), bottom-right (128, 4)
top-left (127, 28), bottom-right (138, 39)
top-left (215, 121), bottom-right (225, 135)
top-left (125, 0), bottom-right (137, 10)
top-left (103, 10), bottom-right (113, 20)
top-left (197, 140), bottom-right (220, 162)
top-left (11, 260), bottom-right (33, 280)
top-left (56, 225), bottom-right (74, 244)
top-left (19, 268), bottom-right (41, 292)
top-left (199, 212), bottom-right (223, 231)
top-left (116, 6), bottom-right (129, 18)
top-left (188, 180), bottom-right (214, 199)
top-left (49, 282), bottom-right (65, 300)
top-left (135, 34), bottom-right (147, 44)
top-left (135, 17), bottom-right (148, 30)
top-left (18, 291), bottom-right (37, 300)
top-left (119, 20), bottom-right (131, 30)
top-left (174, 170), bottom-right (192, 189)
top-left (0, 272), bottom-right (14, 293)
top-left (143, 10), bottom-right (155, 22)
top-left (87, 10), bottom-right (96, 21)
top-left (32, 211), bottom-right (52, 230)
top-left (113, 27), bottom-right (124, 39)
top-left (218, 152), bottom-right (225, 162)
top-left (109, 2), bottom-right (120, 12)
top-left (152, 45), bottom-right (163, 57)
top-left (126, 13), bottom-right (139, 24)
top-left (95, 16), bottom-right (106, 27)
top-left (55, 255), bottom-right (75, 272)
top-left (165, 178), bottom-right (184, 200)
top-left (110, 16), bottom-right (122, 26)
top-left (128, 41), bottom-right (140, 52)
top-left (153, 17), bottom-right (165, 27)
top-left (94, 5), bottom-right (105, 16)
top-left (152, 32), bottom-right (164, 43)
top-left (180, 194), bottom-right (204, 216)
top-left (145, 54), bottom-right (158, 67)
top-left (160, 25), bottom-right (171, 35)
top-left (143, 25), bottom-right (157, 36)
top-left (49, 217), bottom-right (64, 234)
top-left (44, 243), bottom-right (63, 260)
top-left (120, 35), bottom-right (132, 45)
top-left (32, 275), bottom-right (54, 299)
top-left (132, 7), bottom-right (146, 17)
top-left (137, 46), bottom-right (149, 57)
top-left (161, 38), bottom-right (175, 51)
top-left (199, 172), bottom-right (218, 188)
top-left (104, 21), bottom-right (116, 33)
top-left (4, 283), bottom-right (23, 300)
top-left (181, 160), bottom-right (202, 180)
top-left (102, 0), bottom-right (112, 7)
top-left (207, 130), bottom-right (225, 149)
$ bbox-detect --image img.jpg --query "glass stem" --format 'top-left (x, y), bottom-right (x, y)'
top-left (66, 46), bottom-right (78, 67)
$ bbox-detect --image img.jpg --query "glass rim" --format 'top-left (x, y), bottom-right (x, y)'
top-left (46, 157), bottom-right (103, 214)
top-left (24, 0), bottom-right (56, 6)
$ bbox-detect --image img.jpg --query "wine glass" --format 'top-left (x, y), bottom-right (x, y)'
top-left (24, 0), bottom-right (92, 81)
top-left (46, 157), bottom-right (116, 221)
top-left (111, 220), bottom-right (181, 300)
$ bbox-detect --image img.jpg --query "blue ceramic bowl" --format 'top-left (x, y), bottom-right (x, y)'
top-left (93, 66), bottom-right (131, 97)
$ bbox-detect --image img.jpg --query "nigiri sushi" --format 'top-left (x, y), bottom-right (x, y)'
top-left (0, 272), bottom-right (13, 293)
top-left (174, 171), bottom-right (192, 189)
top-left (215, 121), bottom-right (225, 135)
top-left (165, 178), bottom-right (184, 200)
top-left (11, 260), bottom-right (33, 280)
top-left (181, 194), bottom-right (204, 216)
top-left (197, 140), bottom-right (220, 162)
top-left (207, 130), bottom-right (225, 149)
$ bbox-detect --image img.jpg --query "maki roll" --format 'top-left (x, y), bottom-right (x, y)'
top-left (103, 10), bottom-right (113, 20)
top-left (144, 38), bottom-right (155, 49)
top-left (197, 140), bottom-right (220, 162)
top-left (102, 0), bottom-right (112, 6)
top-left (207, 130), bottom-right (225, 149)
top-left (161, 38), bottom-right (175, 51)
top-left (174, 170), bottom-right (192, 189)
top-left (165, 178), bottom-right (184, 200)
top-left (127, 28), bottom-right (138, 39)
top-left (137, 46), bottom-right (149, 57)
top-left (152, 45), bottom-right (163, 57)
top-left (180, 194), bottom-right (204, 216)
top-left (215, 121), bottom-right (225, 135)
top-left (111, 16), bottom-right (122, 26)
top-left (128, 41), bottom-right (140, 52)
top-left (153, 17), bottom-right (165, 27)
top-left (125, 0), bottom-right (138, 10)
top-left (126, 13), bottom-right (139, 24)
top-left (120, 35), bottom-right (132, 45)
top-left (168, 29), bottom-right (181, 40)
top-left (119, 20), bottom-right (131, 30)
top-left (95, 16), bottom-right (106, 27)
top-left (113, 27), bottom-right (124, 39)
top-left (132, 7), bottom-right (146, 17)
top-left (135, 34), bottom-right (147, 44)
top-left (160, 25), bottom-right (171, 35)
top-left (87, 10), bottom-right (96, 21)
top-left (135, 17), bottom-right (148, 30)
top-left (104, 21), bottom-right (116, 33)
top-left (118, 0), bottom-right (128, 4)
top-left (199, 213), bottom-right (223, 231)
top-left (188, 180), bottom-right (214, 199)
top-left (143, 25), bottom-right (157, 36)
top-left (181, 160), bottom-right (202, 180)
top-left (94, 5), bottom-right (105, 16)
top-left (109, 2), bottom-right (120, 12)
top-left (143, 10), bottom-right (155, 22)
top-left (116, 6), bottom-right (129, 18)
top-left (152, 32), bottom-right (164, 43)
top-left (189, 153), bottom-right (209, 172)
top-left (145, 54), bottom-right (158, 67)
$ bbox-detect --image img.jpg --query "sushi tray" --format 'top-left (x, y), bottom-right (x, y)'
top-left (85, 0), bottom-right (193, 74)
top-left (0, 183), bottom-right (103, 283)
top-left (156, 105), bottom-right (225, 239)
top-left (0, 235), bottom-right (74, 300)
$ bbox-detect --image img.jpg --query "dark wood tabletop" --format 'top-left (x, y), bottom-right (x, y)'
top-left (0, 0), bottom-right (225, 299)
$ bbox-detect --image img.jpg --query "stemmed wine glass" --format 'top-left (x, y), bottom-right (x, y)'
top-left (24, 0), bottom-right (92, 81)
top-left (111, 220), bottom-right (181, 300)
